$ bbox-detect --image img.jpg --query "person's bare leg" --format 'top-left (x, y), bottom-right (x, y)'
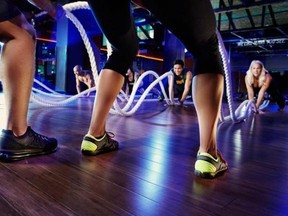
top-left (192, 73), bottom-right (224, 158)
top-left (87, 69), bottom-right (124, 137)
top-left (0, 15), bottom-right (35, 136)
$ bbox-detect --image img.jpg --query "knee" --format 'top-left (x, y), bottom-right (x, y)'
top-left (15, 15), bottom-right (36, 43)
top-left (16, 27), bottom-right (36, 53)
top-left (12, 23), bottom-right (36, 46)
top-left (23, 23), bottom-right (36, 43)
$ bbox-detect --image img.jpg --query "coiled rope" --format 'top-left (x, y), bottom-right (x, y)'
top-left (30, 1), bottom-right (266, 120)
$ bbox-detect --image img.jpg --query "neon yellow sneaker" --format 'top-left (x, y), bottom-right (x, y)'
top-left (81, 132), bottom-right (119, 156)
top-left (194, 151), bottom-right (228, 179)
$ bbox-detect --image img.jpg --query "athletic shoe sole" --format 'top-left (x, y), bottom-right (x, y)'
top-left (0, 147), bottom-right (57, 162)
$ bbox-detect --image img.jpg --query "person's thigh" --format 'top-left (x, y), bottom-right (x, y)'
top-left (0, 14), bottom-right (35, 42)
top-left (87, 0), bottom-right (138, 76)
top-left (142, 0), bottom-right (223, 75)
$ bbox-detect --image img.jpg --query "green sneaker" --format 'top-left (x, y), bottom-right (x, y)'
top-left (194, 151), bottom-right (228, 179)
top-left (81, 132), bottom-right (119, 156)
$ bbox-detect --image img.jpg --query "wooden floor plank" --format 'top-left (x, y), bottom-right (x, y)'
top-left (1, 95), bottom-right (288, 215)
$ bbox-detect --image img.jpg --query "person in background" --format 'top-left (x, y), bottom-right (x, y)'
top-left (73, 65), bottom-right (96, 96)
top-left (125, 67), bottom-right (163, 100)
top-left (245, 60), bottom-right (285, 112)
top-left (124, 67), bottom-right (138, 95)
top-left (0, 0), bottom-right (65, 161)
top-left (81, 0), bottom-right (228, 179)
top-left (168, 59), bottom-right (192, 106)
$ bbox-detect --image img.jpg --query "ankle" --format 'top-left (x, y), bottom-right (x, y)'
top-left (86, 133), bottom-right (106, 140)
top-left (198, 148), bottom-right (217, 158)
top-left (11, 128), bottom-right (28, 137)
top-left (87, 129), bottom-right (106, 139)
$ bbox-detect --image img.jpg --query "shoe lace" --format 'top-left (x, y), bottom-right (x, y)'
top-left (217, 150), bottom-right (228, 166)
top-left (105, 132), bottom-right (115, 141)
top-left (28, 128), bottom-right (49, 146)
top-left (104, 132), bottom-right (118, 149)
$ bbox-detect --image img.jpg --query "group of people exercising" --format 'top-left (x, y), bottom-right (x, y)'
top-left (0, 0), bottom-right (285, 179)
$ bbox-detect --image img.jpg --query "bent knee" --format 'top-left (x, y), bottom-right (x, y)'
top-left (0, 14), bottom-right (36, 43)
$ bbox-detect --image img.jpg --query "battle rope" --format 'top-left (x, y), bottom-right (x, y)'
top-left (30, 1), bottom-right (267, 120)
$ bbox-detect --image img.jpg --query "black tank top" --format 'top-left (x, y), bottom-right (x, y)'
top-left (172, 68), bottom-right (189, 94)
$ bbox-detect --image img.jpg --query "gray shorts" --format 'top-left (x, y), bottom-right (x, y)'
top-left (0, 0), bottom-right (21, 22)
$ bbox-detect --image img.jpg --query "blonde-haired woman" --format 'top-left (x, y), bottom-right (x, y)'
top-left (245, 60), bottom-right (285, 112)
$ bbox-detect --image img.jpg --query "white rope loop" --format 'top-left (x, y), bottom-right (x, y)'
top-left (111, 70), bottom-right (172, 116)
top-left (31, 1), bottom-right (173, 113)
top-left (31, 1), bottom-right (266, 120)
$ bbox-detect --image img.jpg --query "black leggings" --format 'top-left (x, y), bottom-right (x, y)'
top-left (267, 82), bottom-right (286, 109)
top-left (88, 0), bottom-right (223, 77)
top-left (0, 0), bottom-right (20, 22)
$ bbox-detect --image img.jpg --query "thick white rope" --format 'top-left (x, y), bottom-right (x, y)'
top-left (31, 1), bottom-right (100, 106)
top-left (30, 1), bottom-right (267, 119)
top-left (217, 30), bottom-right (269, 122)
top-left (111, 70), bottom-right (172, 116)
top-left (31, 1), bottom-right (173, 112)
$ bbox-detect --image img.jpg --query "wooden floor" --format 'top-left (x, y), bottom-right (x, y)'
top-left (0, 94), bottom-right (288, 216)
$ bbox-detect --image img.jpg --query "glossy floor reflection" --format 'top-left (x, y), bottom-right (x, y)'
top-left (0, 96), bottom-right (287, 216)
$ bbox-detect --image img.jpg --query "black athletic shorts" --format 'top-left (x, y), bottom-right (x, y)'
top-left (0, 0), bottom-right (21, 22)
top-left (87, 0), bottom-right (223, 76)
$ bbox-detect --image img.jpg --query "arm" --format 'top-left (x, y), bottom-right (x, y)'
top-left (86, 74), bottom-right (95, 96)
top-left (134, 72), bottom-right (139, 84)
top-left (245, 75), bottom-right (255, 101)
top-left (135, 72), bottom-right (143, 88)
top-left (75, 76), bottom-right (81, 94)
top-left (125, 81), bottom-right (129, 95)
top-left (168, 73), bottom-right (175, 104)
top-left (27, 0), bottom-right (65, 19)
top-left (255, 74), bottom-right (272, 108)
top-left (132, 0), bottom-right (145, 8)
top-left (86, 74), bottom-right (94, 89)
top-left (179, 71), bottom-right (192, 104)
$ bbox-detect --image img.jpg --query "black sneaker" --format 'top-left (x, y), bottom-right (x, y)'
top-left (0, 127), bottom-right (58, 162)
top-left (81, 132), bottom-right (119, 156)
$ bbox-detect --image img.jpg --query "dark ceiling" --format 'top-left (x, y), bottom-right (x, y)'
top-left (212, 0), bottom-right (288, 56)
top-left (132, 0), bottom-right (288, 56)
top-left (27, 0), bottom-right (288, 57)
